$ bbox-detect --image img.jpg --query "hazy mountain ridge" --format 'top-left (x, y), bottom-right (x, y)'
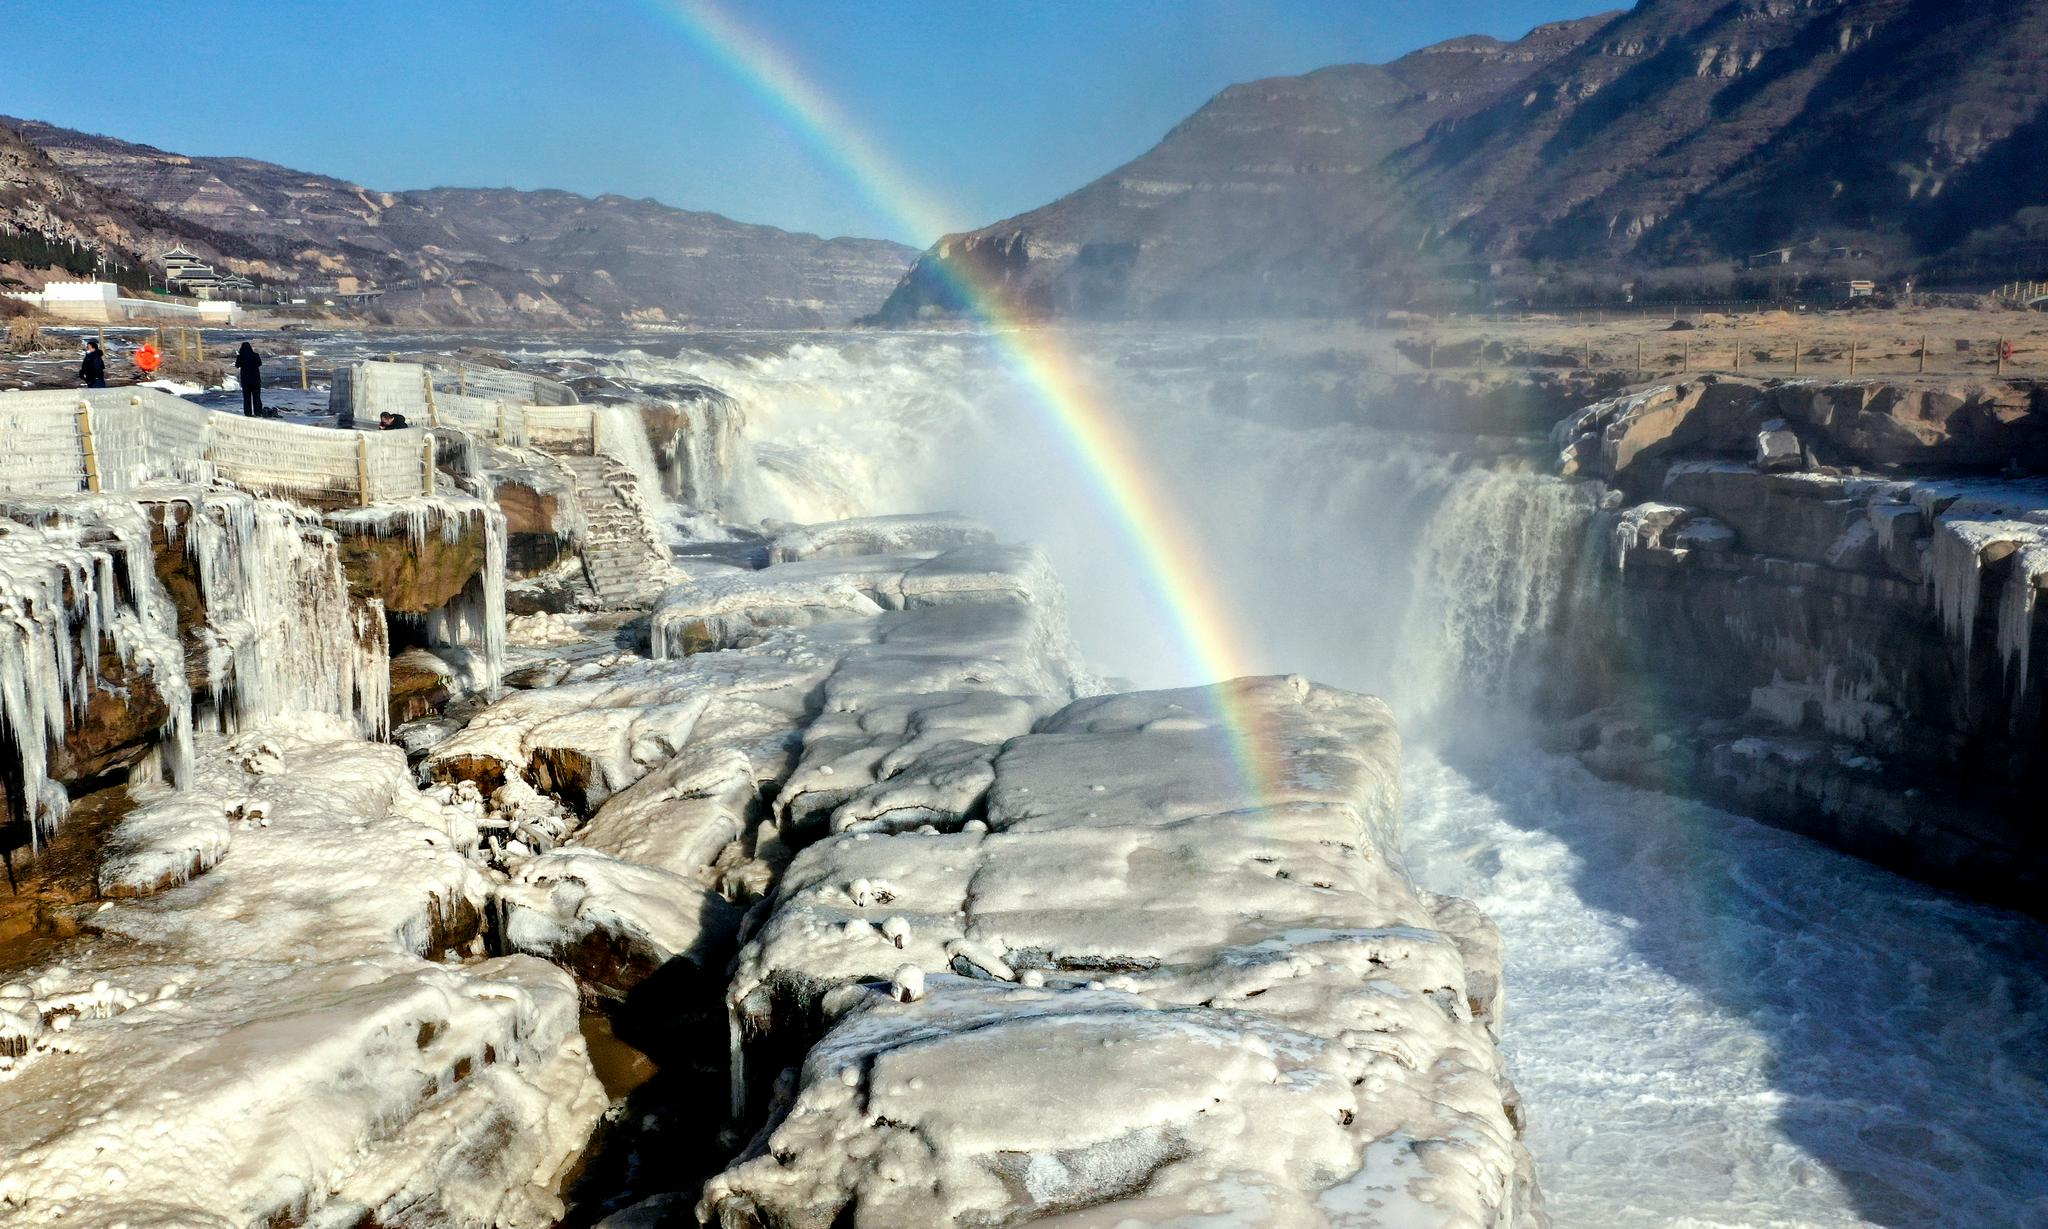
top-left (2, 118), bottom-right (918, 327)
top-left (877, 0), bottom-right (2048, 320)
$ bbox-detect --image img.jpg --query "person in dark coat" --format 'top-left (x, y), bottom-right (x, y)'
top-left (234, 342), bottom-right (265, 416)
top-left (378, 410), bottom-right (410, 430)
top-left (79, 340), bottom-right (107, 388)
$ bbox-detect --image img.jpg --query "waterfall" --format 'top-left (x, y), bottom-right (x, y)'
top-left (1394, 471), bottom-right (1601, 723)
top-left (583, 332), bottom-right (1598, 713)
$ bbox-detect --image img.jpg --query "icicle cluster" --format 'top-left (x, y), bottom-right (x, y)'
top-left (0, 498), bottom-right (192, 845)
top-left (1926, 515), bottom-right (2048, 703)
top-left (327, 495), bottom-right (508, 692)
top-left (174, 492), bottom-right (393, 740)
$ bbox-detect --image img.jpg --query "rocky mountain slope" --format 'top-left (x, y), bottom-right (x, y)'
top-left (878, 0), bottom-right (2048, 320)
top-left (3, 118), bottom-right (917, 328)
top-left (0, 121), bottom-right (252, 286)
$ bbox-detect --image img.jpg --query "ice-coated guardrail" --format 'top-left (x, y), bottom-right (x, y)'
top-left (332, 360), bottom-right (593, 449)
top-left (0, 387), bottom-right (437, 507)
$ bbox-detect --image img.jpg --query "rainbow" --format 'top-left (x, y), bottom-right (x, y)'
top-left (639, 0), bottom-right (1283, 801)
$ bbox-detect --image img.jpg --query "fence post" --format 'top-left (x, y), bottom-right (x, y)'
top-left (1793, 338), bottom-right (1800, 376)
top-left (355, 433), bottom-right (372, 508)
top-left (1919, 335), bottom-right (1927, 375)
top-left (457, 365), bottom-right (466, 397)
top-left (299, 351), bottom-right (309, 390)
top-left (495, 401), bottom-right (507, 441)
top-left (1849, 341), bottom-right (1858, 377)
top-left (422, 368), bottom-right (439, 426)
top-left (1637, 340), bottom-right (1643, 378)
top-left (76, 400), bottom-right (101, 493)
top-left (421, 434), bottom-right (436, 497)
top-left (1733, 342), bottom-right (1741, 372)
top-left (590, 409), bottom-right (602, 456)
top-left (1999, 338), bottom-right (2007, 377)
top-left (1683, 338), bottom-right (1690, 373)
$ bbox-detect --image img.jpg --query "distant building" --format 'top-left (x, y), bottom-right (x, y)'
top-left (1748, 247), bottom-right (1796, 268)
top-left (1836, 280), bottom-right (1876, 301)
top-left (156, 244), bottom-right (245, 298)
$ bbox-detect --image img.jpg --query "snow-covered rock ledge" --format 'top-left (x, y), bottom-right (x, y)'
top-left (0, 723), bottom-right (604, 1226)
top-left (701, 676), bottom-right (1540, 1227)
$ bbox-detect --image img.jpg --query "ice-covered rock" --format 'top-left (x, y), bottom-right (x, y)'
top-left (767, 512), bottom-right (995, 563)
top-left (0, 722), bottom-right (604, 1227)
top-left (1755, 418), bottom-right (1804, 472)
top-left (500, 848), bottom-right (743, 999)
top-left (0, 496), bottom-right (192, 839)
top-left (706, 676), bottom-right (1538, 1227)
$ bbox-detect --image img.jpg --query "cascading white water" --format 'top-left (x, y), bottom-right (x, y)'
top-left (584, 334), bottom-right (1596, 709)
top-left (571, 328), bottom-right (2048, 1229)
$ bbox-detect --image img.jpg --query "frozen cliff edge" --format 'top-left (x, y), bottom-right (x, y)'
top-left (0, 723), bottom-right (604, 1226)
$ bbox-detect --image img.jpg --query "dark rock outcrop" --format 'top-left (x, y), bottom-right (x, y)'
top-left (329, 520), bottom-right (488, 615)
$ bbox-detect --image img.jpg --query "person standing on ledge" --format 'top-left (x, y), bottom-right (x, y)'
top-left (234, 341), bottom-right (265, 417)
top-left (79, 339), bottom-right (107, 388)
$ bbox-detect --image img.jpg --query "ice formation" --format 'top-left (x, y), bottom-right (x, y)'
top-left (768, 511), bottom-right (996, 562)
top-left (703, 677), bottom-right (1537, 1226)
top-left (0, 724), bottom-right (604, 1226)
top-left (175, 490), bottom-right (392, 737)
top-left (1916, 480), bottom-right (2048, 697)
top-left (329, 494), bottom-right (509, 690)
top-left (422, 478), bottom-right (1533, 1222)
top-left (0, 496), bottom-right (191, 841)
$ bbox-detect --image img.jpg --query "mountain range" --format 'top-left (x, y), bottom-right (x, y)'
top-left (1, 117), bottom-right (916, 328)
top-left (877, 0), bottom-right (2048, 320)
top-left (13, 0), bottom-right (2048, 328)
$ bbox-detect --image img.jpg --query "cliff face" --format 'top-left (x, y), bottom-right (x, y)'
top-left (2, 118), bottom-right (917, 328)
top-left (878, 0), bottom-right (2048, 321)
top-left (1551, 376), bottom-right (2048, 912)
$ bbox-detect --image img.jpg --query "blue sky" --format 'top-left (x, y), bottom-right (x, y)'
top-left (3, 1), bottom-right (1607, 247)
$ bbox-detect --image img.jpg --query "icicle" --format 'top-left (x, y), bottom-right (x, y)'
top-left (1997, 542), bottom-right (2048, 704)
top-left (325, 495), bottom-right (507, 692)
top-left (181, 491), bottom-right (389, 739)
top-left (1929, 520), bottom-right (1988, 654)
top-left (0, 497), bottom-right (191, 844)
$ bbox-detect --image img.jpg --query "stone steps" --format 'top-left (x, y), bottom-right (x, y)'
top-left (546, 449), bottom-right (677, 608)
